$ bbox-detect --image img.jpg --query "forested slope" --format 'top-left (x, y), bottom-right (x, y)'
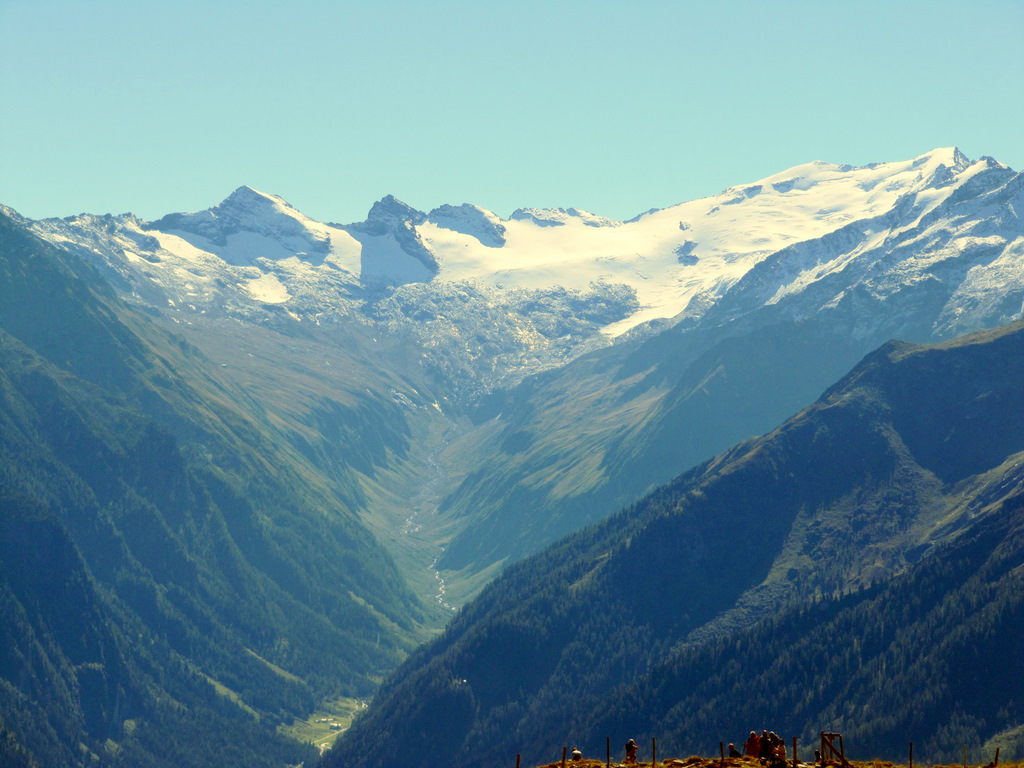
top-left (0, 210), bottom-right (426, 766)
top-left (329, 319), bottom-right (1024, 768)
top-left (589, 487), bottom-right (1024, 762)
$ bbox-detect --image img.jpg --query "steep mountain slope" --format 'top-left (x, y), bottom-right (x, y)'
top-left (328, 319), bottom-right (1024, 768)
top-left (588, 490), bottom-right (1024, 764)
top-left (0, 489), bottom-right (326, 768)
top-left (0, 211), bottom-right (428, 766)
top-left (435, 151), bottom-right (1024, 575)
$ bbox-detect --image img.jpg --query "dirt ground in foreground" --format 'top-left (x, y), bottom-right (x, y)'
top-left (533, 758), bottom-right (1014, 768)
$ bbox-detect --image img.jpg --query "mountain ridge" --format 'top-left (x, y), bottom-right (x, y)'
top-left (9, 147), bottom-right (1024, 602)
top-left (21, 147), bottom-right (990, 339)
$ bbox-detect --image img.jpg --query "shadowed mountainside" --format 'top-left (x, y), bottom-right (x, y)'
top-left (328, 319), bottom-right (1024, 768)
top-left (0, 211), bottom-right (428, 767)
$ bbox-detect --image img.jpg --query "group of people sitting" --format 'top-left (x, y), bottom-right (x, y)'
top-left (729, 730), bottom-right (788, 764)
top-left (581, 730), bottom-right (789, 766)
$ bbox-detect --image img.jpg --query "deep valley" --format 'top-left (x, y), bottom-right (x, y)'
top-left (2, 147), bottom-right (1023, 767)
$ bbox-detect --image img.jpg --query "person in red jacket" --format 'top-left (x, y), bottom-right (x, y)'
top-left (744, 732), bottom-right (760, 757)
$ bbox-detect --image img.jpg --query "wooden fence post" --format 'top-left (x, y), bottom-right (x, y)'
top-left (607, 737), bottom-right (610, 768)
top-left (653, 737), bottom-right (657, 768)
top-left (562, 746), bottom-right (567, 768)
top-left (793, 737), bottom-right (798, 768)
top-left (909, 742), bottom-right (913, 768)
top-left (516, 755), bottom-right (521, 768)
top-left (720, 741), bottom-right (725, 767)
top-left (995, 747), bottom-right (1000, 766)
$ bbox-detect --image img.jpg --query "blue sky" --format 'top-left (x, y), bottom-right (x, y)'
top-left (2, 0), bottom-right (1021, 224)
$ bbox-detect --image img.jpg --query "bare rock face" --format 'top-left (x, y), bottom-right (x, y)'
top-left (342, 194), bottom-right (439, 276)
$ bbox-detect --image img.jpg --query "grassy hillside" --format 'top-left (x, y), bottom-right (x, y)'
top-left (437, 317), bottom-right (867, 575)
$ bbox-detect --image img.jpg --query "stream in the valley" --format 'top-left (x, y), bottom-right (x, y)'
top-left (399, 420), bottom-right (458, 614)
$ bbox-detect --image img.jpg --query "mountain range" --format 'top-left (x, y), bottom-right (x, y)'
top-left (16, 147), bottom-right (1024, 590)
top-left (1, 146), bottom-right (1022, 766)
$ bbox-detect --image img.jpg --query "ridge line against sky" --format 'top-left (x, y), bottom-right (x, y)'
top-left (1, 0), bottom-right (1021, 225)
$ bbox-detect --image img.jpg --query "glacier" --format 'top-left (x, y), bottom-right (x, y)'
top-left (8, 146), bottom-right (1021, 405)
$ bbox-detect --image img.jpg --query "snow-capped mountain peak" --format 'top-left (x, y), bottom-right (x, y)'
top-left (149, 185), bottom-right (301, 238)
top-left (340, 195), bottom-right (439, 280)
top-left (142, 185), bottom-right (337, 267)
top-left (699, 148), bottom-right (1023, 339)
top-left (224, 183), bottom-right (284, 207)
top-left (345, 194), bottom-right (427, 235)
top-left (18, 147), bottom-right (1022, 398)
top-left (411, 148), bottom-right (1002, 335)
